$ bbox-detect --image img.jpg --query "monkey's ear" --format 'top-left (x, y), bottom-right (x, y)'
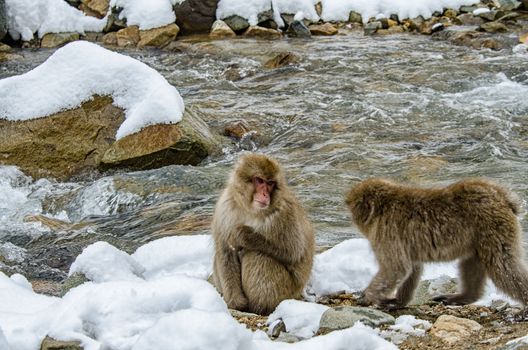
top-left (354, 196), bottom-right (375, 225)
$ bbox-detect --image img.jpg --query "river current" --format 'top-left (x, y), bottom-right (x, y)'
top-left (1, 31), bottom-right (528, 280)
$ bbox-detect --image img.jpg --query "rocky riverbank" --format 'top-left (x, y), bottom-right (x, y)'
top-left (0, 0), bottom-right (527, 53)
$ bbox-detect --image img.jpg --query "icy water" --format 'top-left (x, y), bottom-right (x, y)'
top-left (1, 31), bottom-right (528, 281)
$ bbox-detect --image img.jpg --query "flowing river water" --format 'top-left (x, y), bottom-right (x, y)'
top-left (1, 30), bottom-right (528, 282)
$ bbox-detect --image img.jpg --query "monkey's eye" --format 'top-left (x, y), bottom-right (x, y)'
top-left (254, 177), bottom-right (264, 184)
top-left (267, 180), bottom-right (276, 187)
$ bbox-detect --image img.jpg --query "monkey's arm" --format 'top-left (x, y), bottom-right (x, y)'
top-left (213, 241), bottom-right (248, 311)
top-left (235, 225), bottom-right (297, 265)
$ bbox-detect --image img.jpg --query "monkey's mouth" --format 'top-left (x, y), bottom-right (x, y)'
top-left (253, 200), bottom-right (269, 209)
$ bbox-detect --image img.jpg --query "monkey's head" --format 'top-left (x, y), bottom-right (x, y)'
top-left (231, 153), bottom-right (285, 213)
top-left (345, 178), bottom-right (392, 230)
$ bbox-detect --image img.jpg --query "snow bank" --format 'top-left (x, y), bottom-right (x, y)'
top-left (5, 0), bottom-right (106, 41)
top-left (0, 41), bottom-right (184, 140)
top-left (217, 0), bottom-right (480, 24)
top-left (320, 0), bottom-right (481, 23)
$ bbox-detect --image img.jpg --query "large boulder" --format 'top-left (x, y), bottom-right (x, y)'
top-left (173, 0), bottom-right (219, 35)
top-left (0, 0), bottom-right (7, 41)
top-left (0, 96), bottom-right (219, 180)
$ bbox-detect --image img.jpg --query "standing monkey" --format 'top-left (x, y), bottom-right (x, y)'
top-left (345, 178), bottom-right (528, 309)
top-left (212, 153), bottom-right (315, 315)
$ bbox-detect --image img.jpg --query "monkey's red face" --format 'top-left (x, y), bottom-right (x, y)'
top-left (252, 176), bottom-right (275, 209)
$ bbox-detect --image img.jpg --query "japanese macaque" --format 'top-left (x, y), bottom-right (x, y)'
top-left (211, 153), bottom-right (315, 315)
top-left (345, 178), bottom-right (528, 309)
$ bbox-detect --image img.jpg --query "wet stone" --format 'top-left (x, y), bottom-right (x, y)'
top-left (210, 20), bottom-right (236, 39)
top-left (116, 25), bottom-right (140, 47)
top-left (457, 13), bottom-right (485, 25)
top-left (243, 26), bottom-right (282, 39)
top-left (223, 15), bottom-right (250, 33)
top-left (41, 33), bottom-right (80, 48)
top-left (364, 21), bottom-right (382, 35)
top-left (478, 21), bottom-right (509, 33)
top-left (286, 20), bottom-right (312, 38)
top-left (309, 23), bottom-right (338, 36)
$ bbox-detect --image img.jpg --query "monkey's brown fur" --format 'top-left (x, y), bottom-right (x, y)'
top-left (346, 178), bottom-right (528, 309)
top-left (212, 153), bottom-right (315, 315)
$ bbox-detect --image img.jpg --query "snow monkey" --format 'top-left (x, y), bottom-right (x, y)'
top-left (211, 153), bottom-right (315, 315)
top-left (345, 178), bottom-right (528, 310)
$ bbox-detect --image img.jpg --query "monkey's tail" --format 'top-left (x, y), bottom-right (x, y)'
top-left (484, 253), bottom-right (528, 306)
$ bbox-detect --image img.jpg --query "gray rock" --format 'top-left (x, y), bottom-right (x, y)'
top-left (478, 10), bottom-right (504, 21)
top-left (364, 21), bottom-right (382, 35)
top-left (268, 319), bottom-right (286, 337)
top-left (410, 276), bottom-right (458, 305)
top-left (0, 0), bottom-right (6, 41)
top-left (224, 15), bottom-right (250, 33)
top-left (319, 306), bottom-right (395, 331)
top-left (275, 332), bottom-right (301, 343)
top-left (493, 0), bottom-right (522, 11)
top-left (174, 0), bottom-right (218, 35)
top-left (286, 20), bottom-right (311, 38)
top-left (257, 10), bottom-right (273, 24)
top-left (60, 272), bottom-right (88, 296)
top-left (457, 13), bottom-right (485, 25)
top-left (459, 5), bottom-right (479, 13)
top-left (349, 11), bottom-right (363, 24)
top-left (104, 7), bottom-right (126, 33)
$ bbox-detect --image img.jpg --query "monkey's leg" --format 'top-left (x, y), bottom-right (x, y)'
top-left (395, 263), bottom-right (423, 307)
top-left (433, 253), bottom-right (486, 305)
top-left (214, 247), bottom-right (249, 311)
top-left (241, 252), bottom-right (300, 315)
top-left (362, 260), bottom-right (411, 309)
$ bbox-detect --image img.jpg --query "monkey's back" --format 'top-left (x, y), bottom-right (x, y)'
top-left (348, 178), bottom-right (522, 262)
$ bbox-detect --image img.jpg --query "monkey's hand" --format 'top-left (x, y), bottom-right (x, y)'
top-left (236, 225), bottom-right (294, 265)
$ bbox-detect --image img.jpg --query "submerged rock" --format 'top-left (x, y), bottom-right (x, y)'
top-left (319, 306), bottom-right (395, 331)
top-left (263, 52), bottom-right (301, 69)
top-left (174, 0), bottom-right (218, 35)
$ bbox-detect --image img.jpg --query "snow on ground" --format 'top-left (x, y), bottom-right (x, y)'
top-left (267, 300), bottom-right (329, 339)
top-left (0, 235), bottom-right (519, 349)
top-left (0, 41), bottom-right (184, 140)
top-left (5, 0), bottom-right (106, 41)
top-left (319, 0), bottom-right (481, 23)
top-left (110, 0), bottom-right (176, 30)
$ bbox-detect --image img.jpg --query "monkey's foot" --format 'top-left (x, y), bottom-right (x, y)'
top-left (432, 294), bottom-right (474, 306)
top-left (378, 298), bottom-right (403, 311)
top-left (227, 295), bottom-right (249, 312)
top-left (355, 293), bottom-right (372, 307)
